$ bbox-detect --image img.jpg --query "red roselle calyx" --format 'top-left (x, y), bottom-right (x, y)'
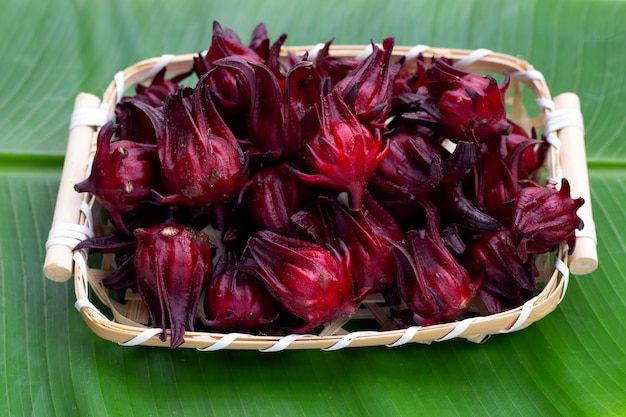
top-left (239, 230), bottom-right (356, 332)
top-left (201, 251), bottom-right (280, 332)
top-left (134, 223), bottom-right (213, 349)
top-left (74, 121), bottom-right (162, 234)
top-left (391, 198), bottom-right (475, 326)
top-left (295, 89), bottom-right (389, 211)
top-left (155, 83), bottom-right (248, 223)
top-left (512, 178), bottom-right (585, 259)
top-left (426, 57), bottom-right (512, 143)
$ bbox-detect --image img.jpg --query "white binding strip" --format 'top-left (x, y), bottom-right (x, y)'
top-left (197, 333), bottom-right (249, 351)
top-left (69, 107), bottom-right (110, 130)
top-left (545, 132), bottom-right (561, 151)
top-left (576, 215), bottom-right (597, 242)
top-left (499, 297), bottom-right (535, 334)
top-left (404, 44), bottom-right (430, 61)
top-left (305, 43), bottom-right (326, 61)
top-left (45, 202), bottom-right (95, 250)
top-left (453, 48), bottom-right (493, 69)
top-left (260, 334), bottom-right (318, 352)
top-left (536, 98), bottom-right (556, 112)
top-left (554, 257), bottom-right (570, 303)
top-left (119, 328), bottom-right (164, 347)
top-left (322, 331), bottom-right (379, 351)
top-left (544, 108), bottom-right (585, 134)
top-left (73, 251), bottom-right (90, 296)
top-left (510, 69), bottom-right (545, 81)
top-left (114, 71), bottom-right (126, 104)
top-left (141, 54), bottom-right (174, 83)
top-left (386, 326), bottom-right (422, 347)
top-left (435, 317), bottom-right (476, 342)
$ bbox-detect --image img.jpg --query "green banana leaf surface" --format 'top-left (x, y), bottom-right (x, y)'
top-left (1, 0), bottom-right (625, 415)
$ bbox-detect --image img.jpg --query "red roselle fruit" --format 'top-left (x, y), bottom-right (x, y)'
top-left (390, 198), bottom-right (475, 326)
top-left (295, 89), bottom-right (389, 211)
top-left (201, 251), bottom-right (280, 332)
top-left (512, 178), bottom-right (585, 259)
top-left (133, 223), bottom-right (213, 349)
top-left (239, 230), bottom-right (356, 332)
top-left (464, 228), bottom-right (538, 314)
top-left (154, 83), bottom-right (248, 223)
top-left (316, 196), bottom-right (397, 303)
top-left (426, 57), bottom-right (512, 143)
top-left (74, 121), bottom-right (162, 234)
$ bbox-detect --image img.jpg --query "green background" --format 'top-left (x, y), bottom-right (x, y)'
top-left (1, 0), bottom-right (625, 415)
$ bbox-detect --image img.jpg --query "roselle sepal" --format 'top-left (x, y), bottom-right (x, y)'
top-left (430, 181), bottom-right (501, 233)
top-left (425, 57), bottom-right (512, 143)
top-left (295, 89), bottom-right (389, 211)
top-left (237, 162), bottom-right (316, 237)
top-left (238, 230), bottom-right (356, 333)
top-left (464, 228), bottom-right (538, 314)
top-left (316, 196), bottom-right (397, 303)
top-left (200, 251), bottom-right (280, 332)
top-left (134, 67), bottom-right (192, 108)
top-left (155, 85), bottom-right (248, 226)
top-left (335, 38), bottom-right (402, 129)
top-left (74, 121), bottom-right (163, 234)
top-left (115, 96), bottom-right (165, 145)
top-left (133, 223), bottom-right (213, 349)
top-left (390, 198), bottom-right (475, 326)
top-left (512, 178), bottom-right (585, 259)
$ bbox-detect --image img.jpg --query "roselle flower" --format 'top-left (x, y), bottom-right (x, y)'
top-left (295, 89), bottom-right (389, 211)
top-left (512, 178), bottom-right (584, 259)
top-left (154, 85), bottom-right (248, 225)
top-left (239, 230), bottom-right (356, 332)
top-left (498, 124), bottom-right (547, 180)
top-left (313, 38), bottom-right (360, 85)
top-left (237, 162), bottom-right (316, 236)
top-left (134, 67), bottom-right (192, 108)
top-left (390, 198), bottom-right (475, 326)
top-left (335, 38), bottom-right (402, 128)
top-left (426, 57), bottom-right (512, 143)
top-left (284, 60), bottom-right (323, 150)
top-left (368, 128), bottom-right (442, 219)
top-left (115, 96), bottom-right (165, 145)
top-left (134, 223), bottom-right (213, 348)
top-left (316, 196), bottom-right (397, 303)
top-left (200, 251), bottom-right (280, 332)
top-left (464, 229), bottom-right (538, 314)
top-left (74, 121), bottom-right (162, 234)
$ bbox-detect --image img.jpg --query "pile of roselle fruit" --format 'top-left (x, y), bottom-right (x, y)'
top-left (74, 22), bottom-right (584, 348)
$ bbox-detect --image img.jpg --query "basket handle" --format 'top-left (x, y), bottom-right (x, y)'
top-left (43, 93), bottom-right (102, 282)
top-left (553, 93), bottom-right (598, 275)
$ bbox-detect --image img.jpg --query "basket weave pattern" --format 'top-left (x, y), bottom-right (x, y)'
top-left (46, 45), bottom-right (595, 350)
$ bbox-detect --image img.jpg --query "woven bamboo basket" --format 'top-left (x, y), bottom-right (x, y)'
top-left (43, 44), bottom-right (598, 351)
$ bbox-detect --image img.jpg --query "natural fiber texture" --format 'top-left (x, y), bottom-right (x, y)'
top-left (46, 45), bottom-right (597, 350)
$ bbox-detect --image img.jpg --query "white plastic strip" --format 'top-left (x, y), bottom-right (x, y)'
top-left (510, 69), bottom-right (545, 81)
top-left (355, 44), bottom-right (382, 60)
top-left (322, 331), bottom-right (379, 351)
top-left (114, 71), bottom-right (126, 104)
top-left (404, 44), bottom-right (430, 61)
top-left (260, 334), bottom-right (317, 352)
top-left (73, 251), bottom-right (90, 296)
top-left (554, 257), bottom-right (570, 303)
top-left (453, 48), bottom-right (493, 69)
top-left (544, 108), bottom-right (585, 134)
top-left (536, 98), bottom-right (556, 112)
top-left (499, 297), bottom-right (535, 334)
top-left (545, 132), bottom-right (561, 151)
top-left (435, 317), bottom-right (476, 342)
top-left (69, 107), bottom-right (110, 130)
top-left (305, 43), bottom-right (326, 61)
top-left (141, 54), bottom-right (174, 83)
top-left (45, 224), bottom-right (94, 249)
top-left (576, 215), bottom-right (597, 242)
top-left (80, 201), bottom-right (94, 231)
top-left (197, 333), bottom-right (249, 351)
top-left (386, 326), bottom-right (422, 347)
top-left (119, 328), bottom-right (164, 347)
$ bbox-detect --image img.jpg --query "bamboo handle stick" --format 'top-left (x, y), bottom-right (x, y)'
top-left (43, 93), bottom-right (101, 282)
top-left (554, 93), bottom-right (598, 275)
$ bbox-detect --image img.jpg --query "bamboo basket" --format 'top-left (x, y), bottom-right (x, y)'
top-left (43, 45), bottom-right (598, 351)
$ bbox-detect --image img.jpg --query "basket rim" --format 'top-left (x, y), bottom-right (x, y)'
top-left (72, 45), bottom-right (575, 351)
